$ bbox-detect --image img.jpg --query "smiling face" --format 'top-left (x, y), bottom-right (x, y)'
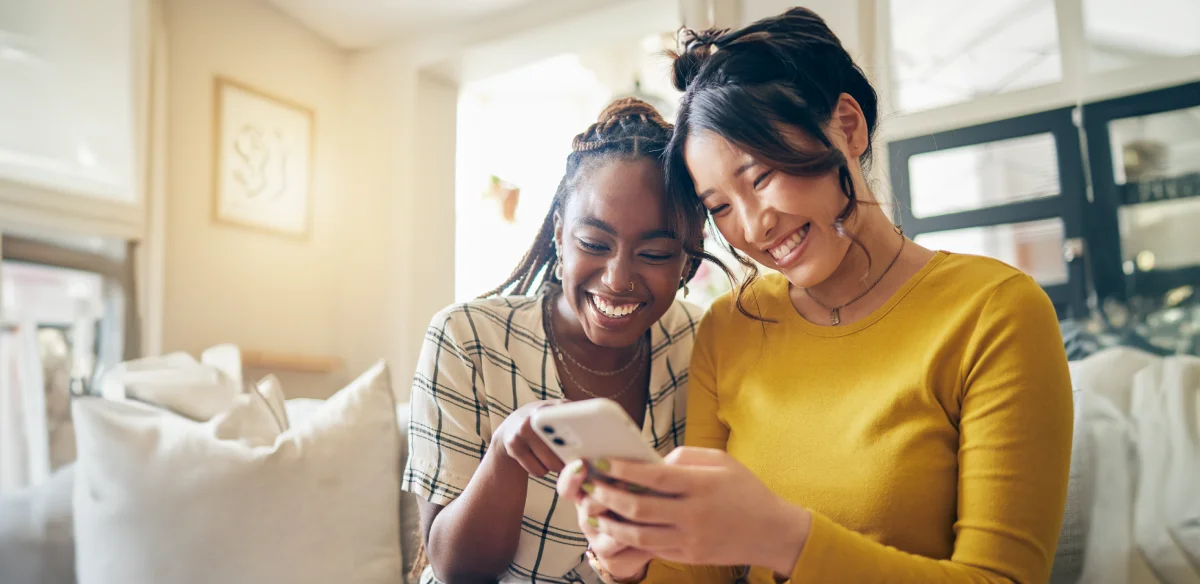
top-left (554, 158), bottom-right (688, 348)
top-left (682, 96), bottom-right (871, 289)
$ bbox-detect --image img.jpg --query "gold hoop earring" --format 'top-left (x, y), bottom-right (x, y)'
top-left (628, 281), bottom-right (635, 292)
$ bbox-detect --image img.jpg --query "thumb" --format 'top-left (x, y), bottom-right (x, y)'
top-left (664, 446), bottom-right (730, 467)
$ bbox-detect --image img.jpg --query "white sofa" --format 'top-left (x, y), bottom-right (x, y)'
top-left (0, 352), bottom-right (424, 584)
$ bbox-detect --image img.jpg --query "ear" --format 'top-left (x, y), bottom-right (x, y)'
top-left (831, 93), bottom-right (868, 159)
top-left (553, 212), bottom-right (564, 249)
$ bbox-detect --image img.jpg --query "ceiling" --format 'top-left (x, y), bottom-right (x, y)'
top-left (262, 0), bottom-right (556, 50)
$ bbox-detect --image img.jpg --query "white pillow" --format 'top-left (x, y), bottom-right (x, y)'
top-left (72, 361), bottom-right (403, 584)
top-left (98, 352), bottom-right (241, 421)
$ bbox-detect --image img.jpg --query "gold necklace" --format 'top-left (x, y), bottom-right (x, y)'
top-left (542, 295), bottom-right (647, 400)
top-left (803, 228), bottom-right (906, 326)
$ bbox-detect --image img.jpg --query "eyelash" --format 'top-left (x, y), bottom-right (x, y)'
top-left (577, 240), bottom-right (674, 262)
top-left (753, 170), bottom-right (774, 189)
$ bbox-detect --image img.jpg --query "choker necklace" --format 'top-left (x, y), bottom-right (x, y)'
top-left (803, 228), bottom-right (906, 326)
top-left (542, 294), bottom-right (647, 400)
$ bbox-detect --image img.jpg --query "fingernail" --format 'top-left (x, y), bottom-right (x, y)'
top-left (586, 516), bottom-right (599, 528)
top-left (571, 460), bottom-right (586, 475)
top-left (593, 458), bottom-right (611, 472)
top-left (581, 482), bottom-right (595, 495)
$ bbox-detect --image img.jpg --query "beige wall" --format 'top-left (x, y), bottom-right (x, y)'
top-left (163, 0), bottom-right (393, 398)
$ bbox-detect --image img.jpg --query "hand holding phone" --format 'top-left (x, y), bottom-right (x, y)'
top-left (492, 399), bottom-right (568, 477)
top-left (530, 399), bottom-right (662, 466)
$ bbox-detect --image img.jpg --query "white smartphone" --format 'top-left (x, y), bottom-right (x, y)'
top-left (530, 398), bottom-right (663, 465)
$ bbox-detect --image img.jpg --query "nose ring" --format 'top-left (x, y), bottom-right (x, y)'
top-left (628, 281), bottom-right (635, 292)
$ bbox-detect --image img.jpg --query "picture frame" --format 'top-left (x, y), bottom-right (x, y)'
top-left (211, 77), bottom-right (315, 239)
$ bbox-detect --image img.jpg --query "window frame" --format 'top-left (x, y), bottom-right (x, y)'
top-left (1081, 80), bottom-right (1200, 302)
top-left (888, 107), bottom-right (1089, 317)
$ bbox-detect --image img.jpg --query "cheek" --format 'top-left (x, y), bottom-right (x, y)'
top-left (763, 174), bottom-right (846, 221)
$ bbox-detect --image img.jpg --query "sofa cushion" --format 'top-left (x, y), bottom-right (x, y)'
top-left (72, 361), bottom-right (404, 584)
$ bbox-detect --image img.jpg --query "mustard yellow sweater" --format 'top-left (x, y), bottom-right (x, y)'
top-left (646, 252), bottom-right (1073, 584)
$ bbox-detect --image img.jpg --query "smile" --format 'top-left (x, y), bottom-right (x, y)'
top-left (767, 223), bottom-right (811, 261)
top-left (588, 293), bottom-right (644, 319)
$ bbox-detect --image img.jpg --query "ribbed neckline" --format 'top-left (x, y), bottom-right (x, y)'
top-left (772, 251), bottom-right (950, 338)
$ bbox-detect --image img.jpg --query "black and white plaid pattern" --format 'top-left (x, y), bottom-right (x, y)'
top-left (403, 290), bottom-right (701, 583)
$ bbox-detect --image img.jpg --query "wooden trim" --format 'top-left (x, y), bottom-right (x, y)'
top-left (241, 350), bottom-right (343, 374)
top-left (210, 76), bottom-right (316, 241)
top-left (0, 235), bottom-right (126, 280)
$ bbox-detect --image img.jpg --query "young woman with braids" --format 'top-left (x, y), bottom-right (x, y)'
top-left (402, 98), bottom-right (722, 583)
top-left (558, 8), bottom-right (1073, 584)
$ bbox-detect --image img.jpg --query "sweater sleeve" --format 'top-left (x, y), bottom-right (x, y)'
top-left (785, 274), bottom-right (1074, 584)
top-left (639, 307), bottom-right (737, 582)
top-left (681, 309), bottom-right (729, 450)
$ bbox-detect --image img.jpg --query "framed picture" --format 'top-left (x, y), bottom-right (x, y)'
top-left (212, 77), bottom-right (314, 238)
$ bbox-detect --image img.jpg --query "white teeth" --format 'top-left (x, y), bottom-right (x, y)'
top-left (769, 226), bottom-right (809, 260)
top-left (591, 294), bottom-right (641, 319)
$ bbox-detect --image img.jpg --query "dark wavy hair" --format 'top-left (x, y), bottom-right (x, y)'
top-left (483, 97), bottom-right (733, 298)
top-left (664, 7), bottom-right (880, 318)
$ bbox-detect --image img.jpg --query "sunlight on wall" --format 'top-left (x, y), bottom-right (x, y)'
top-left (454, 54), bottom-right (612, 301)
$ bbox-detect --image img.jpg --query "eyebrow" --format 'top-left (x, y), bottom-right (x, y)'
top-left (697, 160), bottom-right (758, 200)
top-left (574, 216), bottom-right (677, 241)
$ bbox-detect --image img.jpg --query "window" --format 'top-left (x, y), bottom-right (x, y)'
top-left (890, 108), bottom-right (1088, 316)
top-left (1083, 0), bottom-right (1200, 73)
top-left (1082, 81), bottom-right (1200, 300)
top-left (888, 0), bottom-right (1063, 113)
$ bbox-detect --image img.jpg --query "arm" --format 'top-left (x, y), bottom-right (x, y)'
top-left (777, 274), bottom-right (1074, 583)
top-left (418, 445), bottom-right (532, 583)
top-left (404, 311), bottom-right (553, 583)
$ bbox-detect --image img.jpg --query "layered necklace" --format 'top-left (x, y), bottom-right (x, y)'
top-left (542, 293), bottom-right (647, 400)
top-left (802, 227), bottom-right (906, 326)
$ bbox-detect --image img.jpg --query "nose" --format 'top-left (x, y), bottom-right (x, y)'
top-left (600, 255), bottom-right (634, 294)
top-left (738, 198), bottom-right (778, 249)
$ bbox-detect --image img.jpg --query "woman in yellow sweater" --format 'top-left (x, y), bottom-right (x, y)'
top-left (556, 7), bottom-right (1074, 584)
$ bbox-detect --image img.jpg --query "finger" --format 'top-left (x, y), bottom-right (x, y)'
top-left (524, 430), bottom-right (565, 474)
top-left (594, 458), bottom-right (693, 496)
top-left (663, 445), bottom-right (729, 467)
top-left (587, 480), bottom-right (683, 525)
top-left (577, 491), bottom-right (615, 518)
top-left (587, 532), bottom-right (629, 558)
top-left (507, 440), bottom-right (549, 477)
top-left (556, 459), bottom-right (589, 499)
top-left (596, 513), bottom-right (681, 552)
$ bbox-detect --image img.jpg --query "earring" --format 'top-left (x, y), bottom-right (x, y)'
top-left (554, 242), bottom-right (564, 281)
top-left (682, 278), bottom-right (690, 298)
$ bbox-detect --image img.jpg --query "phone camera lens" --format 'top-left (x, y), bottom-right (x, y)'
top-left (552, 437), bottom-right (566, 446)
top-left (542, 426), bottom-right (555, 434)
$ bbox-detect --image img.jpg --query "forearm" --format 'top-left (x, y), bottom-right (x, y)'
top-left (427, 445), bottom-right (529, 582)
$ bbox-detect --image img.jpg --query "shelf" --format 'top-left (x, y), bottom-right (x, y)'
top-left (1119, 173), bottom-right (1200, 206)
top-left (241, 350), bottom-right (343, 374)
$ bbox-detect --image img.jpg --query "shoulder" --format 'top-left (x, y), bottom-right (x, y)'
top-left (657, 299), bottom-right (706, 339)
top-left (929, 253), bottom-right (1049, 313)
top-left (427, 295), bottom-right (541, 341)
top-left (700, 271), bottom-right (791, 333)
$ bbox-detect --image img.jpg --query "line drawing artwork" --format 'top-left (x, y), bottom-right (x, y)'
top-left (212, 77), bottom-right (313, 238)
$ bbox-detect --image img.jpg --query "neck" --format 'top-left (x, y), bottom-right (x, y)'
top-left (549, 293), bottom-right (642, 370)
top-left (806, 209), bottom-right (903, 306)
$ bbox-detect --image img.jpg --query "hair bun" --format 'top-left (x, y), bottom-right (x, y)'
top-left (595, 97), bottom-right (666, 127)
top-left (671, 27), bottom-right (727, 92)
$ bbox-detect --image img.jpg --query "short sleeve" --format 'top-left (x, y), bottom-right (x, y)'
top-left (402, 307), bottom-right (493, 506)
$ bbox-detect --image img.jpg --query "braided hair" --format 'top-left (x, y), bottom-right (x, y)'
top-left (664, 8), bottom-right (882, 319)
top-left (482, 97), bottom-right (732, 298)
